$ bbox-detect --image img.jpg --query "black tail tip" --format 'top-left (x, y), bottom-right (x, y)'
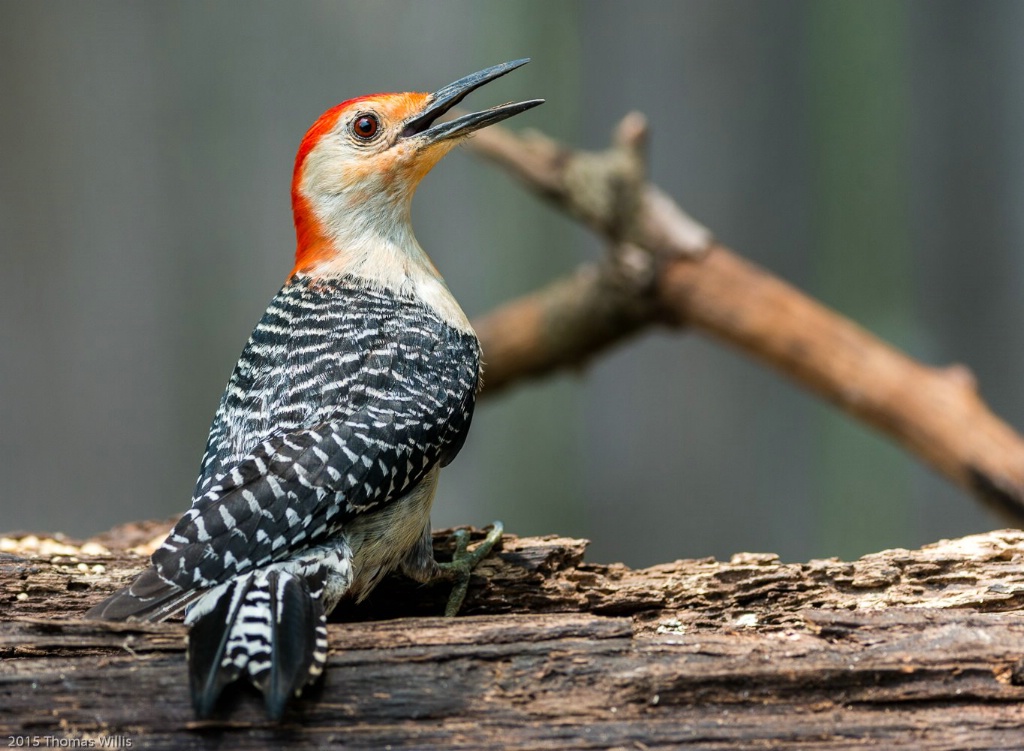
top-left (190, 685), bottom-right (295, 722)
top-left (264, 692), bottom-right (290, 722)
top-left (192, 694), bottom-right (218, 721)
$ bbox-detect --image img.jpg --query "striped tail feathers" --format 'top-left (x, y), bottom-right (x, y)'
top-left (85, 566), bottom-right (200, 622)
top-left (185, 565), bottom-right (330, 720)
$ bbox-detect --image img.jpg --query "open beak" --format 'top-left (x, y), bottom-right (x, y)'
top-left (401, 59), bottom-right (544, 144)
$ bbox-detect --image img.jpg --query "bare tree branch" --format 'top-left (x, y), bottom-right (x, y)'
top-left (467, 115), bottom-right (1024, 523)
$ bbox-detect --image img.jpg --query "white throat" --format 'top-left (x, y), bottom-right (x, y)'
top-left (300, 175), bottom-right (474, 335)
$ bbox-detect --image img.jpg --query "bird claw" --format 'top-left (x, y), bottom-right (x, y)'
top-left (435, 522), bottom-right (503, 617)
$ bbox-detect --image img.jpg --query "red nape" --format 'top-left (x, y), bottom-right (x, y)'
top-left (289, 95), bottom-right (386, 277)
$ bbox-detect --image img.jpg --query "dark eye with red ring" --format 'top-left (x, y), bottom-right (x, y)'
top-left (352, 114), bottom-right (380, 140)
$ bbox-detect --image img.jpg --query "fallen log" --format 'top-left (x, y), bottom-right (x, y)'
top-left (3, 523), bottom-right (1024, 749)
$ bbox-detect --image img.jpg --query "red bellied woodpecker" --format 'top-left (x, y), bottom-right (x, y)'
top-left (86, 60), bottom-right (542, 720)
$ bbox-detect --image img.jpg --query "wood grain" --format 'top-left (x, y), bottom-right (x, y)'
top-left (4, 524), bottom-right (1024, 748)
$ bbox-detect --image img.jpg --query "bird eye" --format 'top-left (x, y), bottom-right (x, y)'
top-left (352, 114), bottom-right (380, 141)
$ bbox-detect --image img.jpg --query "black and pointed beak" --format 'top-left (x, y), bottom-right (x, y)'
top-left (401, 59), bottom-right (543, 144)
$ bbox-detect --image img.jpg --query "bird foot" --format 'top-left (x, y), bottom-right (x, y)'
top-left (435, 521), bottom-right (503, 617)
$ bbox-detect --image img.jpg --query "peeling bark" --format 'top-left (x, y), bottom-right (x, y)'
top-left (4, 524), bottom-right (1024, 748)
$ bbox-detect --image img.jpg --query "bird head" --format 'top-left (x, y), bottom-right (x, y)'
top-left (290, 59), bottom-right (542, 278)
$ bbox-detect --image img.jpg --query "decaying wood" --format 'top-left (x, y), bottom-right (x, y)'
top-left (5, 523), bottom-right (1024, 748)
top-left (467, 118), bottom-right (1024, 523)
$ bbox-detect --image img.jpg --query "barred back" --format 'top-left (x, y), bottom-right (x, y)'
top-left (197, 273), bottom-right (480, 498)
top-left (151, 273), bottom-right (480, 591)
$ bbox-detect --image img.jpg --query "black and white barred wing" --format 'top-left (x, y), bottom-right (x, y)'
top-left (88, 367), bottom-right (476, 621)
top-left (155, 406), bottom-right (437, 590)
top-left (87, 393), bottom-right (464, 622)
top-left (191, 278), bottom-right (477, 501)
top-left (87, 279), bottom-right (479, 621)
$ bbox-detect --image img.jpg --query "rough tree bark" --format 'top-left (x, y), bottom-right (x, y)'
top-left (4, 523), bottom-right (1024, 749)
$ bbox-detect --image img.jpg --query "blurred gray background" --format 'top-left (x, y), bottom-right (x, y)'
top-left (2, 0), bottom-right (1023, 567)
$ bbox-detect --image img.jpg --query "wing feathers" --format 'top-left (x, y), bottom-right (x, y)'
top-left (84, 567), bottom-right (199, 622)
top-left (152, 409), bottom-right (435, 591)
